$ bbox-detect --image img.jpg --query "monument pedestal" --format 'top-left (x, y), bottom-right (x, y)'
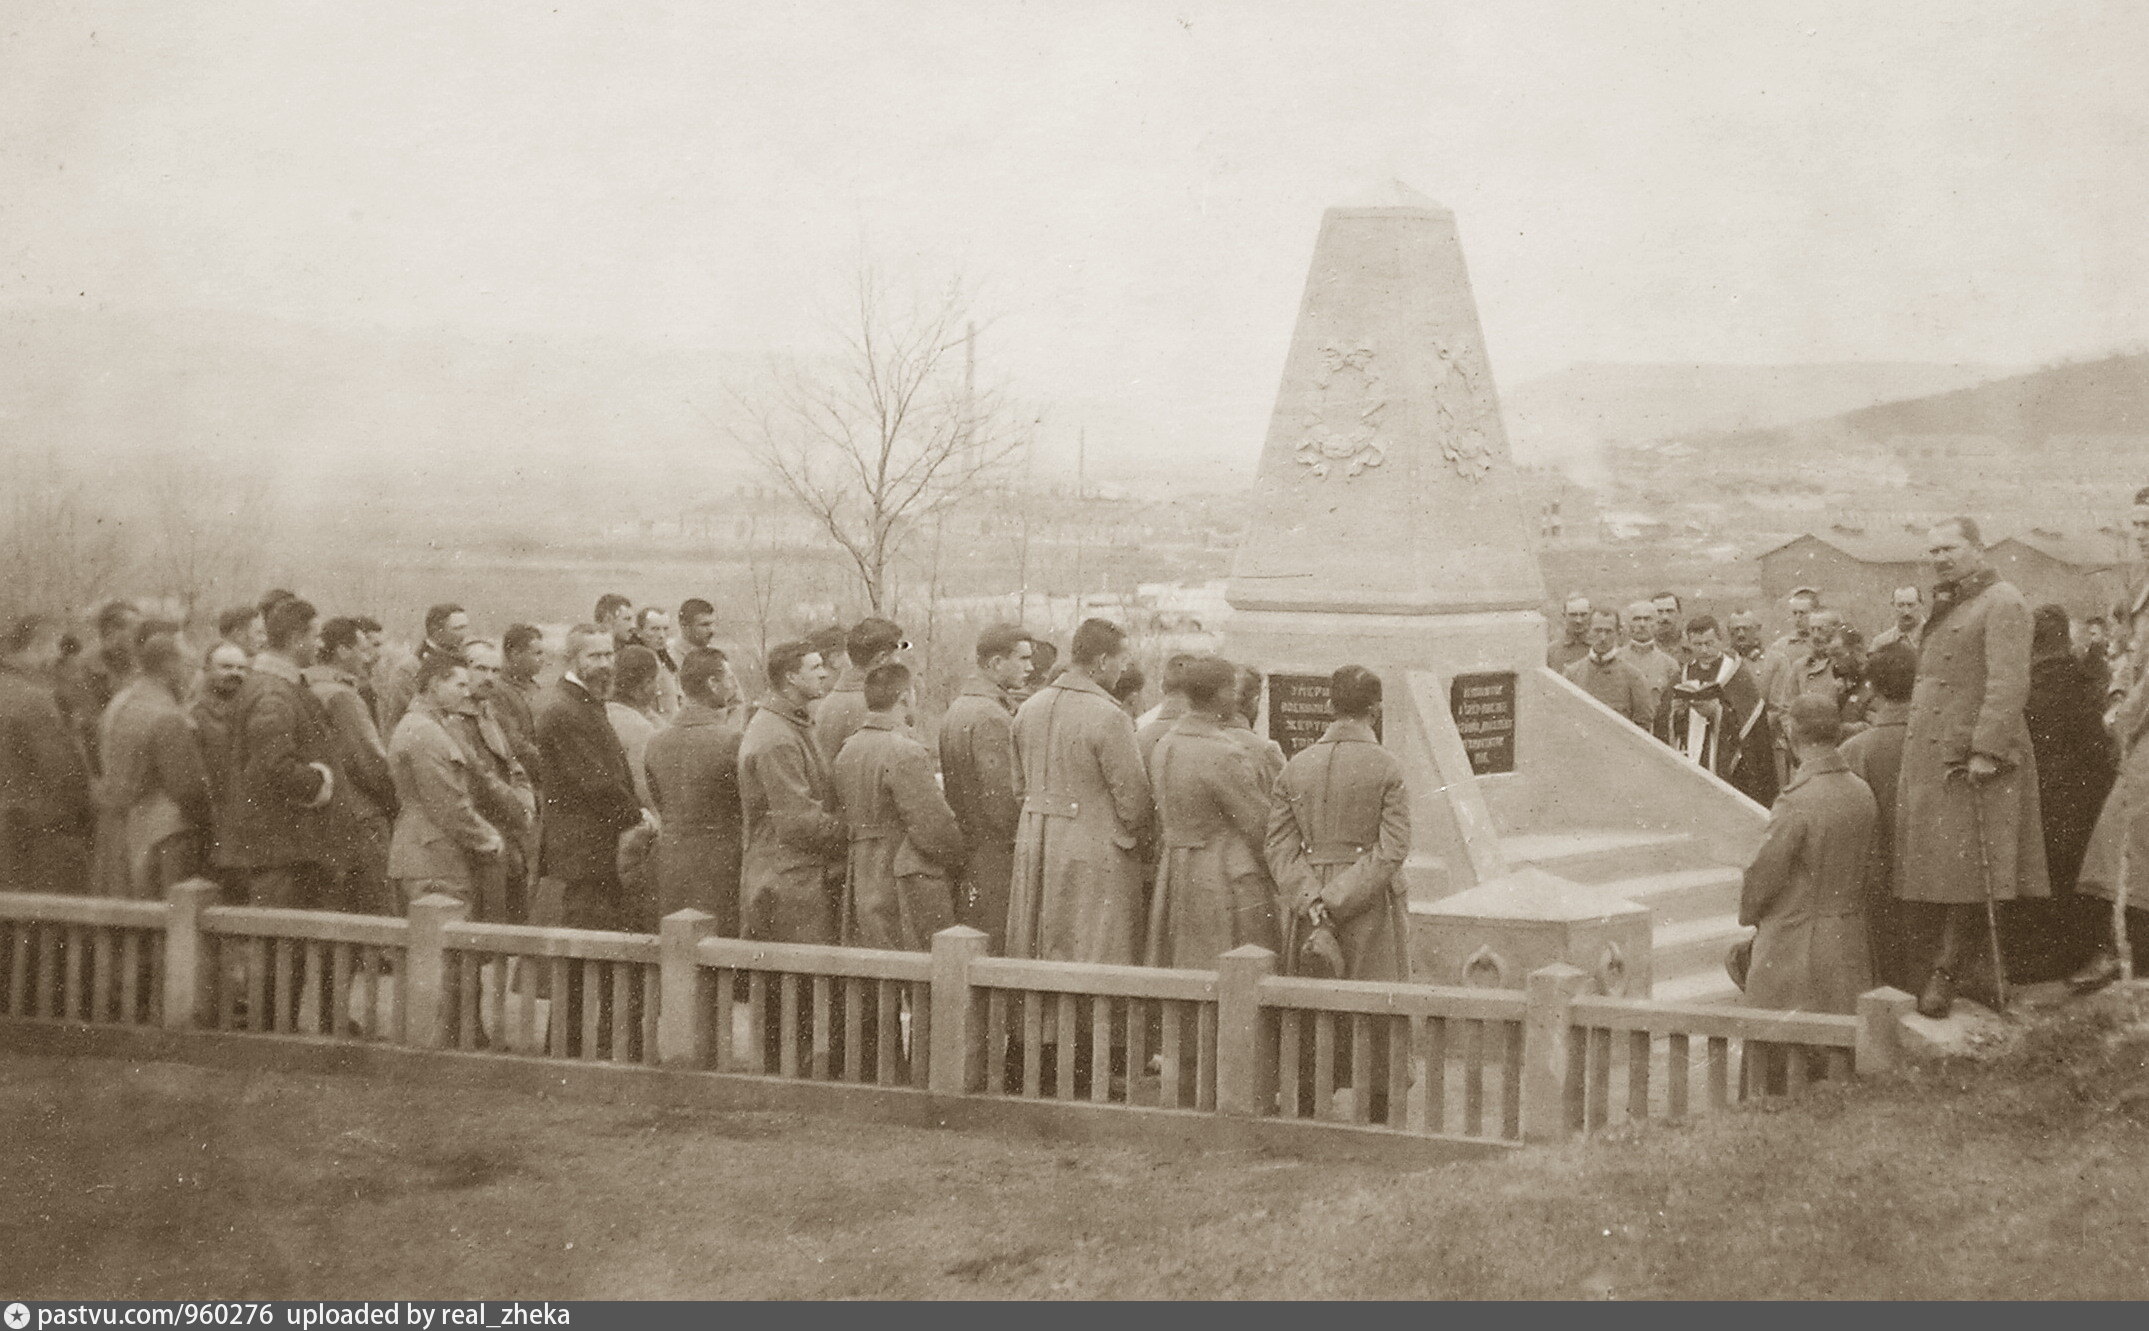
top-left (1223, 188), bottom-right (1767, 1000)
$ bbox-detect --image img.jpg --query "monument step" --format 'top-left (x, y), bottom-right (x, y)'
top-left (1500, 828), bottom-right (1714, 883)
top-left (1606, 865), bottom-right (1746, 927)
top-left (1651, 913), bottom-right (1750, 980)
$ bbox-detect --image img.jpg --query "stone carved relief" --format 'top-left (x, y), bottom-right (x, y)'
top-left (1595, 941), bottom-right (1629, 996)
top-left (1295, 343), bottom-right (1387, 479)
top-left (1461, 944), bottom-right (1509, 988)
top-left (1429, 337), bottom-right (1497, 482)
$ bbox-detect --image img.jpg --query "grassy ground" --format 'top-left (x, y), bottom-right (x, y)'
top-left (11, 1001), bottom-right (2149, 1300)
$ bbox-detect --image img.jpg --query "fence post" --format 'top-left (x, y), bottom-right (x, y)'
top-left (657, 909), bottom-right (715, 1068)
top-left (161, 878), bottom-right (220, 1030)
top-left (928, 926), bottom-right (989, 1095)
top-left (1217, 945), bottom-right (1278, 1117)
top-left (1520, 963), bottom-right (1586, 1143)
top-left (1854, 986), bottom-right (1915, 1075)
top-left (404, 894), bottom-right (469, 1049)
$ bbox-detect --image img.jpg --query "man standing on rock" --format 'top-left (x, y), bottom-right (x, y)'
top-left (1897, 517), bottom-right (2048, 1018)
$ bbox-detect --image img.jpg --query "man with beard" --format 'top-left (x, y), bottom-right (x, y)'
top-left (376, 603), bottom-right (470, 738)
top-left (217, 597), bottom-right (339, 907)
top-left (1897, 517), bottom-right (2048, 1017)
top-left (1, 613), bottom-right (94, 894)
top-left (1726, 610), bottom-right (1767, 665)
top-left (305, 617), bottom-right (398, 915)
top-left (673, 598), bottom-right (719, 663)
top-left (1663, 616), bottom-right (1779, 809)
top-left (191, 641), bottom-right (250, 827)
top-left (450, 639), bottom-right (538, 924)
top-left (533, 624), bottom-right (645, 932)
top-left (738, 638), bottom-right (845, 944)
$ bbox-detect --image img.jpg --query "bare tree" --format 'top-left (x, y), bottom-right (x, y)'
top-left (728, 264), bottom-right (1030, 614)
top-left (0, 447), bottom-right (134, 616)
top-left (139, 450), bottom-right (269, 623)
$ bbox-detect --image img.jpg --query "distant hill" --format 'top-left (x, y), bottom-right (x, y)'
top-left (1503, 361), bottom-right (2009, 471)
top-left (1838, 351), bottom-right (2149, 440)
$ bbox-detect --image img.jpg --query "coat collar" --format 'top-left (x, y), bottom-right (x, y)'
top-left (759, 692), bottom-right (814, 728)
top-left (1783, 748), bottom-right (1849, 792)
top-left (1320, 717), bottom-right (1379, 745)
top-left (671, 700), bottom-right (727, 728)
top-left (858, 712), bottom-right (901, 733)
top-left (1928, 567), bottom-right (2000, 634)
top-left (959, 673), bottom-right (1015, 711)
top-left (1167, 713), bottom-right (1225, 738)
top-left (830, 664), bottom-right (867, 694)
top-left (252, 651), bottom-right (304, 686)
top-left (1047, 669), bottom-right (1115, 703)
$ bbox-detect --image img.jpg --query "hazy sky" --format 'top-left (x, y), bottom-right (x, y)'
top-left (4, 0), bottom-right (2145, 473)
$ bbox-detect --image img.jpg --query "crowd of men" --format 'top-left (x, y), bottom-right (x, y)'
top-left (1551, 507), bottom-right (2149, 1019)
top-left (0, 590), bottom-right (1411, 1004)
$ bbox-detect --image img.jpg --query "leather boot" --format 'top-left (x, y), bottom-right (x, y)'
top-left (2069, 947), bottom-right (2123, 995)
top-left (1917, 967), bottom-right (1955, 1020)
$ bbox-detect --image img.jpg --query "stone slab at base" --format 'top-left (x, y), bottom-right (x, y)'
top-left (1409, 867), bottom-right (1652, 998)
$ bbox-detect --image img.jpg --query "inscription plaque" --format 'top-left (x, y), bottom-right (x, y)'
top-left (1267, 672), bottom-right (1381, 759)
top-left (1449, 670), bottom-right (1517, 775)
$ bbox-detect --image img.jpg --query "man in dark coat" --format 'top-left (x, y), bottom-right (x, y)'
top-left (1739, 696), bottom-right (1877, 1015)
top-left (453, 640), bottom-right (538, 925)
top-left (2015, 603), bottom-right (2117, 980)
top-left (1664, 615), bottom-right (1779, 809)
top-left (1, 613), bottom-right (93, 894)
top-left (738, 639), bottom-right (845, 944)
top-left (644, 647), bottom-right (745, 933)
top-left (216, 598), bottom-right (339, 907)
top-left (1840, 643), bottom-right (1920, 992)
top-left (533, 625), bottom-right (645, 932)
top-left (938, 624), bottom-right (1030, 950)
top-left (1898, 518), bottom-right (2049, 1017)
top-left (832, 662), bottom-right (966, 951)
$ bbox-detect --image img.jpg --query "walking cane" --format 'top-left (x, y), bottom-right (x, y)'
top-left (1951, 765), bottom-right (2011, 1012)
top-left (2117, 785), bottom-right (2135, 985)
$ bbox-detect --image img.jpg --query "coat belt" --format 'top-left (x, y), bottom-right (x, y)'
top-left (1306, 841), bottom-right (1371, 865)
top-left (1023, 792), bottom-right (1081, 819)
top-left (849, 822), bottom-right (902, 842)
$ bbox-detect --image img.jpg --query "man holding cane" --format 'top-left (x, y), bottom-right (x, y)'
top-left (1896, 517), bottom-right (2049, 1018)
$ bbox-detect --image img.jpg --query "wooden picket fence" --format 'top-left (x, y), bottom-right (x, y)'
top-left (0, 881), bottom-right (1916, 1148)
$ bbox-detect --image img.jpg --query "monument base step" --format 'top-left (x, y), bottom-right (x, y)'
top-left (1499, 828), bottom-right (1713, 882)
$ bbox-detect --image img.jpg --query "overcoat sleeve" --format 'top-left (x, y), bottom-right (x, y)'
top-left (1091, 708), bottom-right (1153, 843)
top-left (1208, 746), bottom-right (1271, 852)
top-left (411, 725), bottom-right (499, 855)
top-left (152, 710), bottom-right (215, 832)
top-left (762, 734), bottom-right (848, 859)
top-left (1739, 796), bottom-right (1805, 927)
top-left (889, 744), bottom-right (967, 870)
top-left (1974, 593), bottom-right (2032, 763)
top-left (245, 689), bottom-right (327, 806)
top-left (328, 689), bottom-right (397, 814)
top-left (964, 708), bottom-right (1021, 838)
top-left (1265, 772), bottom-right (1315, 905)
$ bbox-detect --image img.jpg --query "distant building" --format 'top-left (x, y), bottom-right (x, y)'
top-left (1755, 529), bottom-right (1926, 631)
top-left (1989, 529), bottom-right (2128, 619)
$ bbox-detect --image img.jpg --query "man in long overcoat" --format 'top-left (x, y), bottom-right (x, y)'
top-left (1840, 643), bottom-right (1920, 992)
top-left (216, 598), bottom-right (339, 907)
top-left (644, 648), bottom-right (745, 934)
top-left (833, 663), bottom-right (966, 951)
top-left (1008, 618), bottom-right (1152, 964)
top-left (1897, 518), bottom-right (2049, 1017)
top-left (93, 628), bottom-right (213, 898)
top-left (1267, 665), bottom-right (1412, 983)
top-left (938, 625), bottom-right (1030, 950)
top-left (1146, 656), bottom-right (1277, 968)
top-left (533, 625), bottom-right (643, 932)
top-left (453, 640), bottom-right (539, 925)
top-left (811, 617), bottom-right (905, 765)
top-left (387, 656), bottom-right (503, 906)
top-left (1740, 696), bottom-right (1877, 1016)
top-left (738, 639), bottom-right (845, 944)
top-left (306, 617), bottom-right (398, 915)
top-left (2, 615), bottom-right (94, 895)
